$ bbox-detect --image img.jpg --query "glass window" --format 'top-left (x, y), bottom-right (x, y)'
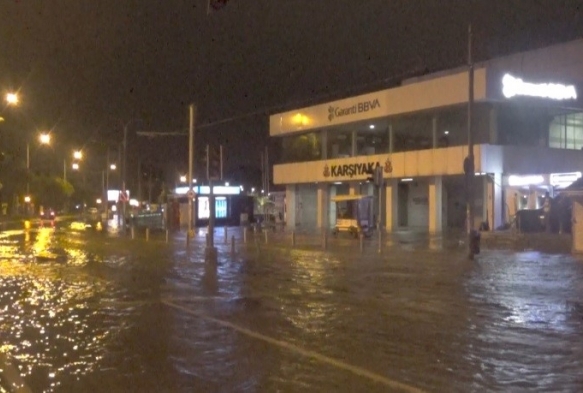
top-left (327, 130), bottom-right (353, 158)
top-left (392, 114), bottom-right (433, 152)
top-left (356, 127), bottom-right (389, 156)
top-left (549, 112), bottom-right (583, 149)
top-left (279, 132), bottom-right (322, 163)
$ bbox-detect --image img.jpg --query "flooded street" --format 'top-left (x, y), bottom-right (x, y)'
top-left (2, 224), bottom-right (583, 392)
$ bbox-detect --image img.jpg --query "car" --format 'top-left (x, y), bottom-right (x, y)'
top-left (39, 208), bottom-right (56, 221)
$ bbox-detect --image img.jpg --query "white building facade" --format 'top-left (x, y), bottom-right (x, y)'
top-left (270, 40), bottom-right (583, 233)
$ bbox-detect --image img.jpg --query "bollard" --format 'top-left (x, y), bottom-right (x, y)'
top-left (322, 229), bottom-right (328, 250)
top-left (165, 229), bottom-right (169, 243)
top-left (291, 230), bottom-right (296, 247)
top-left (359, 232), bottom-right (364, 253)
top-left (131, 226), bottom-right (135, 240)
top-left (146, 227), bottom-right (150, 242)
top-left (243, 227), bottom-right (248, 244)
top-left (231, 235), bottom-right (236, 255)
top-left (264, 229), bottom-right (268, 244)
top-left (377, 230), bottom-right (382, 254)
top-left (224, 226), bottom-right (228, 244)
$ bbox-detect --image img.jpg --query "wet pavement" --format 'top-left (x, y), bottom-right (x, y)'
top-left (1, 221), bottom-right (583, 392)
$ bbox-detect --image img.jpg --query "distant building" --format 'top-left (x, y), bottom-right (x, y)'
top-left (270, 39), bottom-right (583, 232)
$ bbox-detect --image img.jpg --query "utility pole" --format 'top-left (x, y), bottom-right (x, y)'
top-left (122, 123), bottom-right (128, 231)
top-left (188, 104), bottom-right (195, 238)
top-left (466, 24), bottom-right (478, 259)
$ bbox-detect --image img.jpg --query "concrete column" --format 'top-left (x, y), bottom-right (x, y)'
top-left (428, 176), bottom-right (443, 233)
top-left (432, 116), bottom-right (438, 148)
top-left (489, 105), bottom-right (498, 144)
top-left (573, 200), bottom-right (583, 254)
top-left (321, 129), bottom-right (328, 160)
top-left (285, 185), bottom-right (296, 230)
top-left (349, 183), bottom-right (358, 195)
top-left (385, 179), bottom-right (398, 232)
top-left (317, 184), bottom-right (329, 229)
top-left (484, 173), bottom-right (503, 230)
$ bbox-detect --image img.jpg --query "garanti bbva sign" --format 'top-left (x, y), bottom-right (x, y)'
top-left (323, 157), bottom-right (393, 179)
top-left (328, 98), bottom-right (381, 121)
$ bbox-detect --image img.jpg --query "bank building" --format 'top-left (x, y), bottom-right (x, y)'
top-left (270, 39), bottom-right (583, 233)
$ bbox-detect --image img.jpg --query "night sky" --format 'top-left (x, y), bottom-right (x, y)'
top-left (1, 0), bottom-right (582, 188)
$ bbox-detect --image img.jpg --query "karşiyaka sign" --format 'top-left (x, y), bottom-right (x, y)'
top-left (323, 157), bottom-right (393, 179)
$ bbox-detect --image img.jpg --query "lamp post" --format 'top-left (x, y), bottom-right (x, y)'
top-left (26, 133), bottom-right (51, 213)
top-left (121, 119), bottom-right (142, 231)
top-left (102, 147), bottom-right (116, 227)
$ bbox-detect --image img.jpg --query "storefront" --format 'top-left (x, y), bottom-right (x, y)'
top-left (170, 185), bottom-right (253, 227)
top-left (271, 39), bottom-right (583, 233)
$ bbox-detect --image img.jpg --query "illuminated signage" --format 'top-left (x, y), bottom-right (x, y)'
top-left (508, 174), bottom-right (545, 187)
top-left (327, 98), bottom-right (381, 121)
top-left (550, 171), bottom-right (582, 187)
top-left (323, 157), bottom-right (393, 179)
top-left (174, 186), bottom-right (240, 195)
top-left (502, 73), bottom-right (577, 100)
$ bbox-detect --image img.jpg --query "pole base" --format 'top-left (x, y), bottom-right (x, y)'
top-left (205, 246), bottom-right (218, 262)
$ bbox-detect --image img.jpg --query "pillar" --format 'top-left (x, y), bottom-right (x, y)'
top-left (489, 105), bottom-right (498, 144)
top-left (285, 185), bottom-right (296, 230)
top-left (429, 176), bottom-right (443, 233)
top-left (349, 183), bottom-right (358, 195)
top-left (317, 184), bottom-right (329, 229)
top-left (385, 179), bottom-right (398, 232)
top-left (432, 116), bottom-right (438, 148)
top-left (484, 173), bottom-right (502, 230)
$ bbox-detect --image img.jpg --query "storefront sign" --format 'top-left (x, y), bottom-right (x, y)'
top-left (323, 157), bottom-right (393, 179)
top-left (502, 73), bottom-right (577, 100)
top-left (327, 98), bottom-right (381, 121)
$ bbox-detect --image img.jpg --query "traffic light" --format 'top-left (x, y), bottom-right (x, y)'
top-left (206, 144), bottom-right (223, 181)
top-left (366, 163), bottom-right (383, 187)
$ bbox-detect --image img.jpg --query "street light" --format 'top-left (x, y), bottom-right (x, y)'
top-left (25, 133), bottom-right (51, 216)
top-left (5, 92), bottom-right (18, 106)
top-left (39, 133), bottom-right (51, 144)
top-left (73, 150), bottom-right (83, 160)
top-left (103, 158), bottom-right (117, 226)
top-left (26, 133), bottom-right (51, 194)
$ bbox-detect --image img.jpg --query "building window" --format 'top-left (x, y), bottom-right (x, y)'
top-left (280, 132), bottom-right (322, 163)
top-left (549, 112), bottom-right (583, 149)
top-left (392, 114), bottom-right (433, 152)
top-left (326, 130), bottom-right (353, 158)
top-left (356, 127), bottom-right (389, 156)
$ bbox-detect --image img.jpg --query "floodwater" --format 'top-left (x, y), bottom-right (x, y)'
top-left (1, 223), bottom-right (583, 392)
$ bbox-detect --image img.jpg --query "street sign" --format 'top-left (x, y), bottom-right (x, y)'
top-left (119, 191), bottom-right (128, 202)
top-left (186, 189), bottom-right (195, 199)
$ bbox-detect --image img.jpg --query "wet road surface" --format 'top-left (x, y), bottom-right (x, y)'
top-left (1, 222), bottom-right (583, 392)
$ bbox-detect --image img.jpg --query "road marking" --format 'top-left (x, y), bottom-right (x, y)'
top-left (162, 299), bottom-right (425, 393)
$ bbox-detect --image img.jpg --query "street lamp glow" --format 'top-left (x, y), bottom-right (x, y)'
top-left (6, 93), bottom-right (18, 105)
top-left (73, 150), bottom-right (83, 160)
top-left (96, 198), bottom-right (102, 204)
top-left (39, 133), bottom-right (51, 144)
top-left (110, 163), bottom-right (116, 170)
top-left (24, 195), bottom-right (31, 203)
top-left (180, 175), bottom-right (187, 182)
top-left (72, 162), bottom-right (79, 170)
